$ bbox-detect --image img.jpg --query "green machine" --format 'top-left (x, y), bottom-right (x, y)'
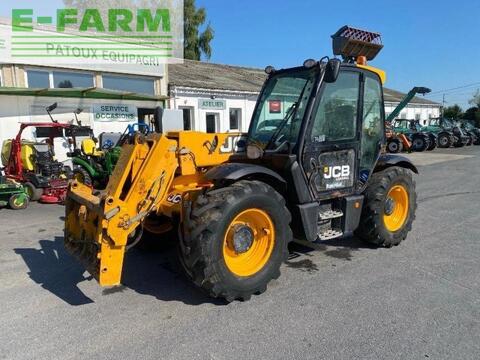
top-left (386, 87), bottom-right (431, 123)
top-left (0, 177), bottom-right (29, 210)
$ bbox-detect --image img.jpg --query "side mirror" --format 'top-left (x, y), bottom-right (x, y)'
top-left (324, 58), bottom-right (341, 83)
top-left (46, 103), bottom-right (58, 112)
top-left (153, 107), bottom-right (164, 134)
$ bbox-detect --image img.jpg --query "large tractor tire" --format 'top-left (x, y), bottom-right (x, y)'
top-left (356, 167), bottom-right (417, 247)
top-left (180, 180), bottom-right (292, 302)
top-left (73, 167), bottom-right (92, 187)
top-left (23, 182), bottom-right (43, 201)
top-left (387, 138), bottom-right (403, 153)
top-left (453, 137), bottom-right (465, 148)
top-left (411, 136), bottom-right (428, 152)
top-left (426, 134), bottom-right (437, 151)
top-left (466, 135), bottom-right (474, 146)
top-left (437, 133), bottom-right (452, 148)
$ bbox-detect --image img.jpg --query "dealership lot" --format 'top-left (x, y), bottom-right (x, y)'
top-left (1, 147), bottom-right (479, 360)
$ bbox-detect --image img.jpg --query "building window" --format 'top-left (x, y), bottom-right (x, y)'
top-left (26, 68), bottom-right (94, 88)
top-left (53, 71), bottom-right (94, 88)
top-left (400, 112), bottom-right (407, 119)
top-left (415, 113), bottom-right (421, 120)
top-left (229, 108), bottom-right (241, 131)
top-left (180, 107), bottom-right (193, 130)
top-left (26, 69), bottom-right (50, 88)
top-left (103, 74), bottom-right (155, 95)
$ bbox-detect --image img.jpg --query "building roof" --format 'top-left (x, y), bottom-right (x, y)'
top-left (169, 60), bottom-right (440, 106)
top-left (0, 87), bottom-right (167, 101)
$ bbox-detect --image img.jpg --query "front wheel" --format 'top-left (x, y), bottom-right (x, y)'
top-left (9, 193), bottom-right (29, 210)
top-left (437, 133), bottom-right (452, 148)
top-left (356, 167), bottom-right (417, 247)
top-left (180, 180), bottom-right (292, 302)
top-left (387, 138), bottom-right (403, 153)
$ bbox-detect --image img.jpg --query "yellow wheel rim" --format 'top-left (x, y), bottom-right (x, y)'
top-left (223, 208), bottom-right (275, 277)
top-left (383, 185), bottom-right (409, 232)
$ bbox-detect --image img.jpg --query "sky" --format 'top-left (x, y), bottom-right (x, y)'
top-left (1, 0), bottom-right (479, 109)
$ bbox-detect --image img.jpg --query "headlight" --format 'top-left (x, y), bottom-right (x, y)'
top-left (247, 144), bottom-right (264, 159)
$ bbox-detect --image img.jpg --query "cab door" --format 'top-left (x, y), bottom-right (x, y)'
top-left (301, 70), bottom-right (362, 200)
top-left (358, 72), bottom-right (385, 185)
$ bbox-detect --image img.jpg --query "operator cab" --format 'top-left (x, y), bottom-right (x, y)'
top-left (245, 27), bottom-right (387, 202)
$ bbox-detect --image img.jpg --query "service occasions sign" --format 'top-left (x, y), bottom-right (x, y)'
top-left (93, 104), bottom-right (137, 122)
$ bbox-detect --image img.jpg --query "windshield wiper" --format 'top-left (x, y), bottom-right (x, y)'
top-left (265, 102), bottom-right (297, 150)
top-left (265, 79), bottom-right (311, 150)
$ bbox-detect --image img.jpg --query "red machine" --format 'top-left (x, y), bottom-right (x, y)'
top-left (4, 103), bottom-right (73, 203)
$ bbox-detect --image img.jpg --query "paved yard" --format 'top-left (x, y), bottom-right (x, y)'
top-left (1, 146), bottom-right (479, 360)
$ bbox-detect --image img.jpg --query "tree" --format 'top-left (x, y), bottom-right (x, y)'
top-left (443, 104), bottom-right (463, 119)
top-left (184, 0), bottom-right (214, 60)
top-left (468, 89), bottom-right (480, 108)
top-left (463, 106), bottom-right (480, 127)
top-left (63, 0), bottom-right (213, 60)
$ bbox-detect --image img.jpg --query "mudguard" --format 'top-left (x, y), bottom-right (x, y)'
top-left (374, 154), bottom-right (419, 174)
top-left (205, 163), bottom-right (287, 190)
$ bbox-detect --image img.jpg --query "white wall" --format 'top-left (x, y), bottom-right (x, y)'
top-left (171, 91), bottom-right (257, 133)
top-left (0, 95), bottom-right (161, 165)
top-left (171, 90), bottom-right (442, 132)
top-left (384, 103), bottom-right (441, 125)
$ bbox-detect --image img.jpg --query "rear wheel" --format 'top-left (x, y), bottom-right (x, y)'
top-left (437, 133), bottom-right (452, 148)
top-left (356, 167), bottom-right (417, 247)
top-left (411, 136), bottom-right (428, 152)
top-left (387, 138), bottom-right (403, 153)
top-left (23, 182), bottom-right (43, 201)
top-left (180, 180), bottom-right (292, 302)
top-left (73, 167), bottom-right (92, 187)
top-left (426, 135), bottom-right (437, 151)
top-left (9, 193), bottom-right (29, 210)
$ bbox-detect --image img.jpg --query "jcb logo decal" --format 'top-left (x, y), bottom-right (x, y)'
top-left (219, 135), bottom-right (247, 154)
top-left (167, 194), bottom-right (182, 204)
top-left (323, 165), bottom-right (350, 179)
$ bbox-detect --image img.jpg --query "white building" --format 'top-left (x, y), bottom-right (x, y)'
top-left (169, 60), bottom-right (441, 131)
top-left (0, 20), bottom-right (169, 165)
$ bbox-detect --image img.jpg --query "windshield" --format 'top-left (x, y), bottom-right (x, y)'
top-left (443, 118), bottom-right (455, 128)
top-left (248, 68), bottom-right (317, 149)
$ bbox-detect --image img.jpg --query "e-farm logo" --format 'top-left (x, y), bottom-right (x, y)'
top-left (6, 1), bottom-right (183, 67)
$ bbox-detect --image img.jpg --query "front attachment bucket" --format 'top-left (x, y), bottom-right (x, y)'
top-left (64, 182), bottom-right (127, 286)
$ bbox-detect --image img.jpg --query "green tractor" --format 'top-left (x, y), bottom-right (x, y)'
top-left (392, 119), bottom-right (437, 151)
top-left (69, 138), bottom-right (122, 189)
top-left (458, 120), bottom-right (480, 145)
top-left (422, 118), bottom-right (469, 148)
top-left (0, 176), bottom-right (29, 210)
top-left (69, 123), bottom-right (152, 189)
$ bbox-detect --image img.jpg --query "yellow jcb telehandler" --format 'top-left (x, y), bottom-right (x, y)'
top-left (65, 26), bottom-right (418, 301)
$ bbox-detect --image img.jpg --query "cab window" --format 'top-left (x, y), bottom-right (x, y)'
top-left (311, 72), bottom-right (360, 143)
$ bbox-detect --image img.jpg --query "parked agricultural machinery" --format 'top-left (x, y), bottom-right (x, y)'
top-left (458, 120), bottom-right (480, 145)
top-left (1, 103), bottom-right (75, 203)
top-left (70, 115), bottom-right (162, 189)
top-left (0, 175), bottom-right (29, 210)
top-left (392, 119), bottom-right (437, 152)
top-left (422, 118), bottom-right (469, 148)
top-left (384, 86), bottom-right (432, 153)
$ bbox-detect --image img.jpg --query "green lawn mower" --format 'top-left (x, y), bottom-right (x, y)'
top-left (0, 176), bottom-right (29, 210)
top-left (69, 123), bottom-right (151, 189)
top-left (69, 139), bottom-right (122, 189)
